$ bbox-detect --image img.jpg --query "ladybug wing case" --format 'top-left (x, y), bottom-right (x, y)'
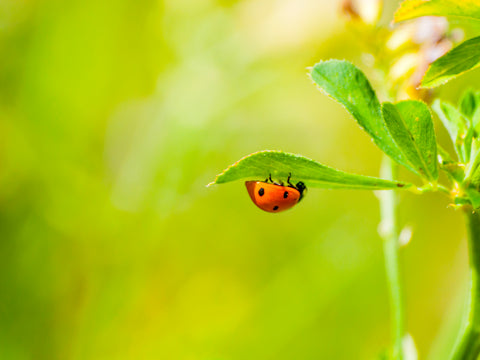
top-left (245, 181), bottom-right (301, 213)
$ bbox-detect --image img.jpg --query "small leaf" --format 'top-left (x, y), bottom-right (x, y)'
top-left (432, 99), bottom-right (468, 161)
top-left (465, 138), bottom-right (480, 182)
top-left (469, 167), bottom-right (480, 190)
top-left (440, 162), bottom-right (465, 184)
top-left (454, 196), bottom-right (471, 207)
top-left (438, 144), bottom-right (464, 183)
top-left (459, 89), bottom-right (480, 119)
top-left (394, 0), bottom-right (480, 23)
top-left (464, 127), bottom-right (474, 162)
top-left (210, 150), bottom-right (412, 190)
top-left (473, 106), bottom-right (480, 133)
top-left (465, 138), bottom-right (480, 187)
top-left (465, 187), bottom-right (480, 209)
top-left (382, 101), bottom-right (438, 181)
top-left (421, 36), bottom-right (480, 88)
top-left (432, 100), bottom-right (467, 140)
top-left (310, 60), bottom-right (415, 173)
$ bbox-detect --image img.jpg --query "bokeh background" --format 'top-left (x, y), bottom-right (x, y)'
top-left (0, 0), bottom-right (477, 359)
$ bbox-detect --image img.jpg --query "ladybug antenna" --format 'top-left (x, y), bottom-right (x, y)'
top-left (269, 174), bottom-right (273, 183)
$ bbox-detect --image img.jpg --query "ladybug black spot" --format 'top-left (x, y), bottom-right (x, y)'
top-left (258, 188), bottom-right (265, 196)
top-left (283, 191), bottom-right (288, 198)
top-left (273, 205), bottom-right (279, 211)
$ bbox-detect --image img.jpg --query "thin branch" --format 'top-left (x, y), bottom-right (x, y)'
top-left (450, 209), bottom-right (480, 360)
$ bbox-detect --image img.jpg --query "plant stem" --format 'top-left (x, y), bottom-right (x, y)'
top-left (379, 156), bottom-right (405, 360)
top-left (450, 209), bottom-right (480, 360)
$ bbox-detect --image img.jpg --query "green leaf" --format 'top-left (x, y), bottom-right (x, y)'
top-left (421, 36), bottom-right (480, 88)
top-left (465, 138), bottom-right (480, 182)
top-left (469, 165), bottom-right (480, 189)
top-left (394, 0), bottom-right (480, 23)
top-left (459, 89), bottom-right (480, 119)
top-left (459, 90), bottom-right (480, 134)
top-left (465, 187), bottom-right (480, 209)
top-left (454, 196), bottom-right (471, 207)
top-left (209, 150), bottom-right (412, 190)
top-left (432, 100), bottom-right (467, 140)
top-left (432, 99), bottom-right (468, 161)
top-left (382, 101), bottom-right (438, 181)
top-left (438, 144), bottom-right (464, 183)
top-left (473, 106), bottom-right (480, 133)
top-left (310, 60), bottom-right (415, 173)
top-left (464, 127), bottom-right (475, 163)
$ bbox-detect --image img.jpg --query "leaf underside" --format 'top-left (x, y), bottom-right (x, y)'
top-left (421, 36), bottom-right (480, 89)
top-left (210, 150), bottom-right (412, 190)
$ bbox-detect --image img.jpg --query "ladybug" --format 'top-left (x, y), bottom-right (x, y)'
top-left (245, 174), bottom-right (306, 213)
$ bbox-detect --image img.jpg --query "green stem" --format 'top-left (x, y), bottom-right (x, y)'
top-left (450, 209), bottom-right (480, 360)
top-left (379, 156), bottom-right (405, 360)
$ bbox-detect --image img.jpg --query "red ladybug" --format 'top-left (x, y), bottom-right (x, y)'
top-left (245, 174), bottom-right (306, 213)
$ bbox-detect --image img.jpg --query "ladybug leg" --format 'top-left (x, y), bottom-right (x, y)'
top-left (269, 173), bottom-right (282, 186)
top-left (287, 172), bottom-right (294, 187)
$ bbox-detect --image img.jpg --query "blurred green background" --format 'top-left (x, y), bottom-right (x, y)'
top-left (0, 0), bottom-right (474, 359)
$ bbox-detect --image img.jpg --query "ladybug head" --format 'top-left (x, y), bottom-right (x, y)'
top-left (295, 181), bottom-right (306, 200)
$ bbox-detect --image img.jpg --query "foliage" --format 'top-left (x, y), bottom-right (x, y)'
top-left (394, 0), bottom-right (480, 22)
top-left (212, 1), bottom-right (480, 359)
top-left (210, 150), bottom-right (411, 190)
top-left (421, 37), bottom-right (480, 88)
top-left (381, 101), bottom-right (438, 181)
top-left (395, 0), bottom-right (480, 89)
top-left (310, 60), bottom-right (416, 174)
top-left (5, 0), bottom-right (480, 359)
top-left (214, 61), bottom-right (443, 190)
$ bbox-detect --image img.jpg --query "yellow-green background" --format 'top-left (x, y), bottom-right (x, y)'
top-left (0, 0), bottom-right (474, 359)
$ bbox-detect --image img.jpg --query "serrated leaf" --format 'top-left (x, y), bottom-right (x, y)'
top-left (382, 101), bottom-right (438, 181)
top-left (432, 99), bottom-right (468, 161)
top-left (394, 0), bottom-right (480, 23)
top-left (310, 60), bottom-right (415, 173)
top-left (210, 150), bottom-right (412, 190)
top-left (421, 36), bottom-right (480, 88)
